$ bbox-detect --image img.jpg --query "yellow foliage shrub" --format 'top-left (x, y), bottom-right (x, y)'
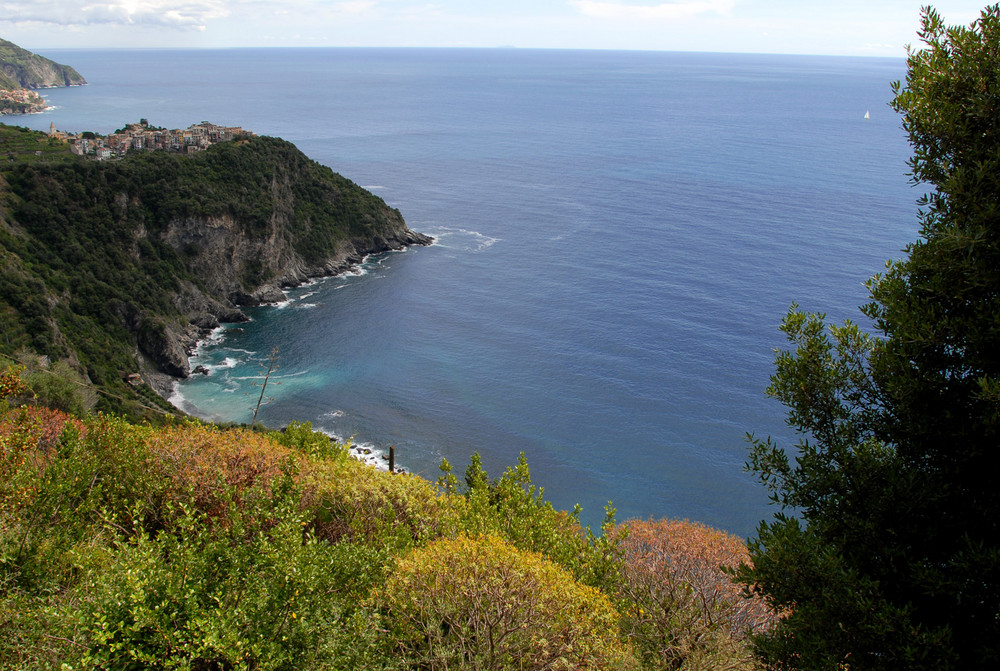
top-left (375, 533), bottom-right (640, 670)
top-left (298, 458), bottom-right (460, 544)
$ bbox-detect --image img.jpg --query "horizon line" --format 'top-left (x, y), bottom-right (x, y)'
top-left (30, 44), bottom-right (908, 60)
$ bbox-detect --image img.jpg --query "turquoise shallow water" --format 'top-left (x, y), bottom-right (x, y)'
top-left (22, 48), bottom-right (918, 535)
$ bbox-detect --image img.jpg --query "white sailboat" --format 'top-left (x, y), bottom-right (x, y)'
top-left (864, 110), bottom-right (870, 120)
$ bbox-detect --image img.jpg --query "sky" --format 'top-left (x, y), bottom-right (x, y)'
top-left (0, 1), bottom-right (992, 57)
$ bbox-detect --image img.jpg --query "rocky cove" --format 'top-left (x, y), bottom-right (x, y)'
top-left (140, 223), bottom-right (433, 398)
top-left (0, 126), bottom-right (431, 417)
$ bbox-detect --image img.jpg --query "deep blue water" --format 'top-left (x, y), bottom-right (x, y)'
top-left (19, 48), bottom-right (917, 536)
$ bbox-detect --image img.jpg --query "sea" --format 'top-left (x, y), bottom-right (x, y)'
top-left (17, 48), bottom-right (918, 537)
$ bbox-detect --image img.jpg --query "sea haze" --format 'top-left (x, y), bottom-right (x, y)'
top-left (23, 48), bottom-right (917, 536)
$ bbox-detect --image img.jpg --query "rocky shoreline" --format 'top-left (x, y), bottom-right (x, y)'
top-left (141, 229), bottom-right (434, 399)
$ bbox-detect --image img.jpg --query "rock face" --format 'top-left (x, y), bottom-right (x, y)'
top-left (151, 208), bottom-right (432, 375)
top-left (0, 38), bottom-right (86, 114)
top-left (135, 137), bottom-right (433, 386)
top-left (138, 317), bottom-right (192, 378)
top-left (162, 213), bottom-right (431, 309)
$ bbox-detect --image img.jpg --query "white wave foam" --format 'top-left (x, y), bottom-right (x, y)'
top-left (166, 381), bottom-right (185, 409)
top-left (272, 370), bottom-right (309, 379)
top-left (230, 368), bottom-right (309, 382)
top-left (309, 415), bottom-right (401, 472)
top-left (346, 439), bottom-right (393, 471)
top-left (189, 325), bottom-right (226, 359)
top-left (310, 425), bottom-right (393, 471)
top-left (296, 303), bottom-right (318, 309)
top-left (204, 325), bottom-right (226, 342)
top-left (426, 227), bottom-right (500, 252)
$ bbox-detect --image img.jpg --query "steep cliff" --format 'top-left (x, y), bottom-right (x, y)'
top-left (147, 136), bottom-right (430, 309)
top-left (0, 125), bottom-right (430, 415)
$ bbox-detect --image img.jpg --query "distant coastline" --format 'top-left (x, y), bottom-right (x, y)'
top-left (0, 37), bottom-right (86, 115)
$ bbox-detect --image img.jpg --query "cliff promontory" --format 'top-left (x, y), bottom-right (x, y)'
top-left (0, 38), bottom-right (86, 114)
top-left (0, 124), bottom-right (430, 416)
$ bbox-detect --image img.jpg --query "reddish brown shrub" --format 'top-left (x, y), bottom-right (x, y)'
top-left (614, 518), bottom-right (776, 670)
top-left (148, 422), bottom-right (293, 518)
top-left (0, 406), bottom-right (86, 476)
top-left (0, 406), bottom-right (85, 447)
top-left (148, 422), bottom-right (457, 543)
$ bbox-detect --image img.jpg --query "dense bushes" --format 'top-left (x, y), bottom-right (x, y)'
top-left (614, 519), bottom-right (776, 670)
top-left (0, 368), bottom-right (773, 669)
top-left (375, 533), bottom-right (638, 670)
top-left (456, 451), bottom-right (623, 591)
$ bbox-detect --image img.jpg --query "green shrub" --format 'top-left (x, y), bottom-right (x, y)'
top-left (273, 421), bottom-right (348, 463)
top-left (65, 486), bottom-right (345, 670)
top-left (0, 407), bottom-right (426, 670)
top-left (0, 412), bottom-right (162, 592)
top-left (23, 357), bottom-right (98, 415)
top-left (4, 399), bottom-right (772, 671)
top-left (456, 452), bottom-right (624, 592)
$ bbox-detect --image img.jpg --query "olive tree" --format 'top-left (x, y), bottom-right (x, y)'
top-left (737, 5), bottom-right (1000, 669)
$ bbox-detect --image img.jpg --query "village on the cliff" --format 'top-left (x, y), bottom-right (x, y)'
top-left (48, 118), bottom-right (254, 159)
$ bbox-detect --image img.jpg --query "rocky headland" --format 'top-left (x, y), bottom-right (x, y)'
top-left (143, 215), bottom-right (432, 396)
top-left (0, 124), bottom-right (429, 416)
top-left (0, 37), bottom-right (86, 114)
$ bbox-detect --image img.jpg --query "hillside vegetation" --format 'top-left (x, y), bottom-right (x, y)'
top-left (0, 39), bottom-right (86, 89)
top-left (0, 124), bottom-right (428, 418)
top-left (0, 369), bottom-right (774, 670)
top-left (3, 3), bottom-right (999, 667)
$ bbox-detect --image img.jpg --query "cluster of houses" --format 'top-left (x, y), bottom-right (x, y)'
top-left (0, 88), bottom-right (45, 115)
top-left (48, 119), bottom-right (255, 159)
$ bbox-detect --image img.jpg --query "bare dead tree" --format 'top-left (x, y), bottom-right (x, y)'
top-left (249, 346), bottom-right (280, 427)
